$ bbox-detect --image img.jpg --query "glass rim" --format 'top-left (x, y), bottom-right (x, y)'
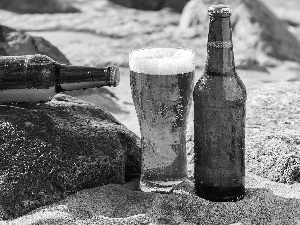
top-left (129, 47), bottom-right (195, 57)
top-left (129, 47), bottom-right (195, 75)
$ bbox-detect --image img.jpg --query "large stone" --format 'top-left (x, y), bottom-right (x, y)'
top-left (178, 0), bottom-right (300, 63)
top-left (0, 25), bottom-right (70, 64)
top-left (0, 94), bottom-right (141, 220)
top-left (1, 176), bottom-right (300, 224)
top-left (0, 0), bottom-right (79, 14)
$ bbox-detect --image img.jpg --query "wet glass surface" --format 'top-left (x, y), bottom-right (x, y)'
top-left (130, 71), bottom-right (194, 193)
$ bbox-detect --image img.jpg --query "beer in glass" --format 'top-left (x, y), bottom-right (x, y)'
top-left (129, 48), bottom-right (195, 193)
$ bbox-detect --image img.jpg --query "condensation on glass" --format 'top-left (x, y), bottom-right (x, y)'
top-left (129, 48), bottom-right (195, 193)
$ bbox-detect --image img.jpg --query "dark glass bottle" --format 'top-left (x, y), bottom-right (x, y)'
top-left (0, 54), bottom-right (120, 103)
top-left (193, 5), bottom-right (247, 202)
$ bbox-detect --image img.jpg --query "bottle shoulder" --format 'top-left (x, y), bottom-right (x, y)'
top-left (193, 71), bottom-right (247, 106)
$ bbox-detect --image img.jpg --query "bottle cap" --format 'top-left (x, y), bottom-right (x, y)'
top-left (208, 4), bottom-right (232, 16)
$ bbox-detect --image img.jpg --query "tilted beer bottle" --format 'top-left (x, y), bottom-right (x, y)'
top-left (0, 54), bottom-right (120, 104)
top-left (193, 5), bottom-right (247, 202)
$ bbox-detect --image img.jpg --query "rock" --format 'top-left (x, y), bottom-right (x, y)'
top-left (178, 0), bottom-right (300, 63)
top-left (245, 82), bottom-right (300, 184)
top-left (0, 0), bottom-right (79, 14)
top-left (109, 0), bottom-right (189, 12)
top-left (1, 176), bottom-right (300, 224)
top-left (235, 55), bottom-right (269, 72)
top-left (0, 25), bottom-right (70, 64)
top-left (0, 94), bottom-right (141, 220)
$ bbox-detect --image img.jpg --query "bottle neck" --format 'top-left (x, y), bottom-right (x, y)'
top-left (57, 64), bottom-right (119, 91)
top-left (206, 15), bottom-right (235, 76)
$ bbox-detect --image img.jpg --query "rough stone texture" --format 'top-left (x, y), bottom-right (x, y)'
top-left (178, 0), bottom-right (300, 64)
top-left (0, 0), bottom-right (79, 14)
top-left (108, 0), bottom-right (189, 12)
top-left (1, 176), bottom-right (300, 224)
top-left (0, 25), bottom-right (70, 64)
top-left (245, 82), bottom-right (300, 184)
top-left (0, 94), bottom-right (141, 220)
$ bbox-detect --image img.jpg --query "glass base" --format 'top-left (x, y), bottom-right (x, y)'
top-left (195, 184), bottom-right (245, 202)
top-left (140, 179), bottom-right (185, 193)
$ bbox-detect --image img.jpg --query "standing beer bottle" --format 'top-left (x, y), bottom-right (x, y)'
top-left (193, 5), bottom-right (247, 202)
top-left (0, 54), bottom-right (120, 104)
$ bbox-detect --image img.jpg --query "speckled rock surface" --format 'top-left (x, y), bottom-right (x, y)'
top-left (0, 0), bottom-right (79, 14)
top-left (0, 25), bottom-right (70, 64)
top-left (0, 94), bottom-right (141, 220)
top-left (245, 82), bottom-right (300, 183)
top-left (1, 176), bottom-right (300, 225)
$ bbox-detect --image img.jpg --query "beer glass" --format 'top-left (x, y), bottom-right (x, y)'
top-left (129, 48), bottom-right (195, 193)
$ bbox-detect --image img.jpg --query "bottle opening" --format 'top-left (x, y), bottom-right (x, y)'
top-left (208, 4), bottom-right (232, 16)
top-left (129, 48), bottom-right (195, 75)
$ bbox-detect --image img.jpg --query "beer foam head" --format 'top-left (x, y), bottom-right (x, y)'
top-left (129, 48), bottom-right (195, 75)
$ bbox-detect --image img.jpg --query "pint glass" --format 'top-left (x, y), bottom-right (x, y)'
top-left (129, 48), bottom-right (195, 193)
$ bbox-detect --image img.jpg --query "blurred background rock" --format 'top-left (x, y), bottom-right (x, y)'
top-left (0, 0), bottom-right (79, 14)
top-left (0, 25), bottom-right (70, 64)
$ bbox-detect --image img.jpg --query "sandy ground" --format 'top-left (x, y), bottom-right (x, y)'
top-left (0, 172), bottom-right (299, 225)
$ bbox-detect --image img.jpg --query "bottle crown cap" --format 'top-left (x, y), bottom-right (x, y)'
top-left (208, 4), bottom-right (232, 16)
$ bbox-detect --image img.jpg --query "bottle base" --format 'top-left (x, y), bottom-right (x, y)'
top-left (195, 184), bottom-right (245, 202)
top-left (140, 179), bottom-right (185, 193)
